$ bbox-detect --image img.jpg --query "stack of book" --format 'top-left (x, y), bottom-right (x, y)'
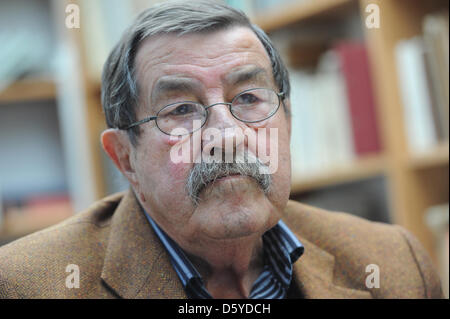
top-left (0, 0), bottom-right (54, 92)
top-left (290, 41), bottom-right (381, 179)
top-left (395, 11), bottom-right (449, 155)
top-left (0, 193), bottom-right (73, 242)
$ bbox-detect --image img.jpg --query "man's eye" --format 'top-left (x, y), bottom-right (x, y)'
top-left (235, 93), bottom-right (259, 105)
top-left (169, 104), bottom-right (196, 116)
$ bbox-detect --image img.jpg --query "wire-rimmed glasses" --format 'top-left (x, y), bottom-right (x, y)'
top-left (121, 87), bottom-right (285, 136)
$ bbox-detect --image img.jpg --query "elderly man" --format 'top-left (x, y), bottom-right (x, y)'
top-left (0, 1), bottom-right (443, 299)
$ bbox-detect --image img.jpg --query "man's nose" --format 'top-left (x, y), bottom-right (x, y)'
top-left (201, 103), bottom-right (246, 162)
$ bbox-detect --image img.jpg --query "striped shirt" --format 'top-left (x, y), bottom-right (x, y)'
top-left (144, 211), bottom-right (304, 299)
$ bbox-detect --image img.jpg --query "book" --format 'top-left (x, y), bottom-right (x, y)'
top-left (1, 194), bottom-right (73, 240)
top-left (395, 37), bottom-right (439, 154)
top-left (289, 69), bottom-right (323, 177)
top-left (316, 51), bottom-right (355, 167)
top-left (335, 42), bottom-right (382, 156)
top-left (423, 11), bottom-right (449, 141)
top-left (289, 53), bottom-right (356, 179)
top-left (290, 69), bottom-right (323, 178)
top-left (0, 0), bottom-right (54, 91)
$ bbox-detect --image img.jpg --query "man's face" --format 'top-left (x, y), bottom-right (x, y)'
top-left (127, 27), bottom-right (291, 245)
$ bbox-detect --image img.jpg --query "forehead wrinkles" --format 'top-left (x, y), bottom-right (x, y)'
top-left (135, 28), bottom-right (272, 106)
top-left (138, 42), bottom-right (266, 80)
top-left (137, 27), bottom-right (265, 62)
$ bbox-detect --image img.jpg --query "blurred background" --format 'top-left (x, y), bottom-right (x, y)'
top-left (0, 0), bottom-right (448, 297)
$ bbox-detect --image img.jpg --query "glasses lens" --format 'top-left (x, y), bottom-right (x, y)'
top-left (156, 102), bottom-right (206, 135)
top-left (231, 88), bottom-right (280, 122)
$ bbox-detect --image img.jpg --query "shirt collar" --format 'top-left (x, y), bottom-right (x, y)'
top-left (262, 220), bottom-right (304, 287)
top-left (144, 211), bottom-right (304, 298)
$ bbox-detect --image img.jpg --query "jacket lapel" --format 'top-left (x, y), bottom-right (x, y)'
top-left (100, 190), bottom-right (187, 299)
top-left (292, 235), bottom-right (372, 299)
top-left (100, 191), bottom-right (371, 299)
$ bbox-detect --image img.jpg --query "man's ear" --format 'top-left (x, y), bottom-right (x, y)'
top-left (101, 129), bottom-right (138, 187)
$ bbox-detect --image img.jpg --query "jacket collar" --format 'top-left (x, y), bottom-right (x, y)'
top-left (291, 236), bottom-right (372, 298)
top-left (100, 190), bottom-right (187, 298)
top-left (101, 190), bottom-right (371, 299)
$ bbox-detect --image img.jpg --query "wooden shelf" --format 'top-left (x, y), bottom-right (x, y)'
top-left (0, 196), bottom-right (74, 243)
top-left (0, 79), bottom-right (57, 104)
top-left (253, 0), bottom-right (356, 32)
top-left (408, 143), bottom-right (449, 170)
top-left (0, 210), bottom-right (73, 243)
top-left (291, 155), bottom-right (386, 193)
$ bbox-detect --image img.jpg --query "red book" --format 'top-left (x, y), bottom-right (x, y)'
top-left (335, 42), bottom-right (382, 156)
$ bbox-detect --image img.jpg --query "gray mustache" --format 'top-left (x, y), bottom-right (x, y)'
top-left (186, 161), bottom-right (271, 205)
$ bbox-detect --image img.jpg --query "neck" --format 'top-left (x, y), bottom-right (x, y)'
top-left (183, 234), bottom-right (265, 298)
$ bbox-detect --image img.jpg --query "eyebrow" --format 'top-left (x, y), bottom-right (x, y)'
top-left (151, 76), bottom-right (202, 106)
top-left (223, 66), bottom-right (270, 87)
top-left (150, 66), bottom-right (271, 107)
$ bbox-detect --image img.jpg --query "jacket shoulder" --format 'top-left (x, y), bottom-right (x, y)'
top-left (0, 192), bottom-right (125, 298)
top-left (283, 200), bottom-right (444, 298)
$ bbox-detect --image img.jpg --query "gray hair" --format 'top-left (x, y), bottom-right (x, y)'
top-left (101, 0), bottom-right (291, 146)
top-left (186, 161), bottom-right (271, 206)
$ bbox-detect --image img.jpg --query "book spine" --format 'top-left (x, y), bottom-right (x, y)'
top-left (395, 37), bottom-right (438, 154)
top-left (335, 42), bottom-right (382, 157)
top-left (422, 13), bottom-right (450, 141)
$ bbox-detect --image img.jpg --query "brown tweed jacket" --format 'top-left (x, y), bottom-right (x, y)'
top-left (0, 190), bottom-right (443, 299)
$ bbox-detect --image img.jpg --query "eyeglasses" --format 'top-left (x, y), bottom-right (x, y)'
top-left (120, 88), bottom-right (285, 136)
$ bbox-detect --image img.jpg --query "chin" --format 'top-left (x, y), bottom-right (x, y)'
top-left (199, 176), bottom-right (265, 203)
top-left (201, 216), bottom-right (269, 240)
top-left (193, 193), bottom-right (280, 240)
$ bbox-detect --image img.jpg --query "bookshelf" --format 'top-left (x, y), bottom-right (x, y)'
top-left (360, 0), bottom-right (449, 261)
top-left (66, 0), bottom-right (448, 262)
top-left (0, 204), bottom-right (72, 244)
top-left (0, 77), bottom-right (73, 242)
top-left (291, 155), bottom-right (385, 193)
top-left (68, 16), bottom-right (108, 201)
top-left (408, 142), bottom-right (449, 170)
top-left (250, 0), bottom-right (450, 262)
top-left (253, 0), bottom-right (355, 31)
top-left (1, 1), bottom-right (447, 271)
top-left (0, 79), bottom-right (57, 103)
top-left (0, 0), bottom-right (79, 243)
top-left (0, 80), bottom-right (74, 243)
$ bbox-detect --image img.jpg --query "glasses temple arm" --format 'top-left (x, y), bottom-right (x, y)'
top-left (121, 116), bottom-right (157, 130)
